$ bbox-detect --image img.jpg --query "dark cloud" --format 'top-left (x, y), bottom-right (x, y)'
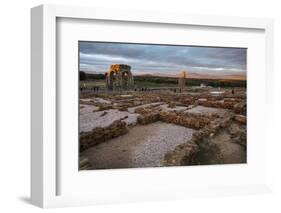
top-left (79, 41), bottom-right (247, 76)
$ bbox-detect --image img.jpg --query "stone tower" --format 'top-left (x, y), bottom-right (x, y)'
top-left (178, 71), bottom-right (186, 89)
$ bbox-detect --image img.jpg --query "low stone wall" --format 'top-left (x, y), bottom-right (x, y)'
top-left (199, 100), bottom-right (237, 109)
top-left (80, 120), bottom-right (128, 152)
top-left (233, 101), bottom-right (246, 115)
top-left (136, 107), bottom-right (213, 130)
top-left (137, 112), bottom-right (160, 125)
top-left (162, 114), bottom-right (234, 166)
top-left (163, 141), bottom-right (199, 166)
top-left (159, 111), bottom-right (211, 130)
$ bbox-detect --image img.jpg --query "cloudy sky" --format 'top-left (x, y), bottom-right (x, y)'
top-left (79, 41), bottom-right (247, 77)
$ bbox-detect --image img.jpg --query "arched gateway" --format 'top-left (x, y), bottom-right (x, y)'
top-left (105, 64), bottom-right (134, 90)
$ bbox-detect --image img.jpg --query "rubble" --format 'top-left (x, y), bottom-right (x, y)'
top-left (163, 141), bottom-right (199, 166)
top-left (159, 111), bottom-right (210, 130)
top-left (233, 101), bottom-right (246, 115)
top-left (234, 114), bottom-right (247, 124)
top-left (137, 112), bottom-right (160, 125)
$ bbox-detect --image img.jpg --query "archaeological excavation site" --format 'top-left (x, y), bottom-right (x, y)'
top-left (79, 63), bottom-right (247, 170)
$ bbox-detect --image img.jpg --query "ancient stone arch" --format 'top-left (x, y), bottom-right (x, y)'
top-left (105, 64), bottom-right (134, 90)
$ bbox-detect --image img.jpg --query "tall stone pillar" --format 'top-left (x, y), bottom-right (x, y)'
top-left (178, 71), bottom-right (186, 89)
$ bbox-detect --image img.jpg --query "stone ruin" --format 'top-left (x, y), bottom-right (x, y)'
top-left (178, 71), bottom-right (186, 89)
top-left (105, 64), bottom-right (134, 90)
top-left (79, 90), bottom-right (247, 170)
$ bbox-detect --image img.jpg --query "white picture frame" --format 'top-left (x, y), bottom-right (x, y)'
top-left (31, 4), bottom-right (274, 208)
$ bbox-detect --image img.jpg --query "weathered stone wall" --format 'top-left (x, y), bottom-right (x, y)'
top-left (163, 141), bottom-right (199, 166)
top-left (137, 112), bottom-right (160, 125)
top-left (233, 101), bottom-right (246, 115)
top-left (198, 100), bottom-right (237, 109)
top-left (162, 114), bottom-right (234, 166)
top-left (135, 107), bottom-right (214, 130)
top-left (159, 111), bottom-right (211, 130)
top-left (80, 120), bottom-right (128, 152)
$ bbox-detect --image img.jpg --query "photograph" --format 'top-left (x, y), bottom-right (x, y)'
top-left (78, 41), bottom-right (247, 170)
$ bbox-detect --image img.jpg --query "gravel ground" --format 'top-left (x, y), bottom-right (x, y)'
top-left (185, 105), bottom-right (225, 115)
top-left (80, 106), bottom-right (139, 132)
top-left (82, 122), bottom-right (195, 169)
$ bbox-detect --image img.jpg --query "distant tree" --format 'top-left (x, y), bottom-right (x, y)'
top-left (80, 71), bottom-right (87, 81)
top-left (86, 73), bottom-right (105, 80)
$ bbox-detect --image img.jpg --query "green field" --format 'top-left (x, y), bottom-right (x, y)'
top-left (80, 72), bottom-right (247, 89)
top-left (80, 80), bottom-right (106, 89)
top-left (134, 75), bottom-right (246, 88)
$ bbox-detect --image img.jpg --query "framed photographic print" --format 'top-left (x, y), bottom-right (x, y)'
top-left (31, 4), bottom-right (274, 208)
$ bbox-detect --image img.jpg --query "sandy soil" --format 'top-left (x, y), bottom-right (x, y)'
top-left (193, 130), bottom-right (246, 165)
top-left (82, 122), bottom-right (195, 169)
top-left (213, 131), bottom-right (246, 164)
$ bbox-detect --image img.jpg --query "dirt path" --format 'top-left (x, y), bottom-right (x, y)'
top-left (82, 122), bottom-right (195, 169)
top-left (193, 130), bottom-right (246, 165)
top-left (212, 131), bottom-right (246, 164)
